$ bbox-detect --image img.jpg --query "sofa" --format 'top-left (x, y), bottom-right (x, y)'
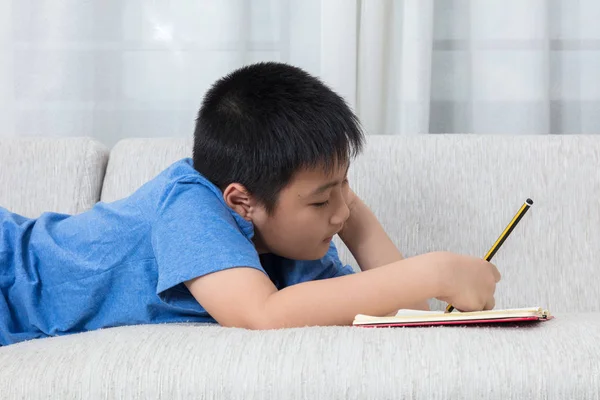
top-left (1, 134), bottom-right (599, 399)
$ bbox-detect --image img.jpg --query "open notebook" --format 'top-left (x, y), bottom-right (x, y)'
top-left (353, 307), bottom-right (552, 327)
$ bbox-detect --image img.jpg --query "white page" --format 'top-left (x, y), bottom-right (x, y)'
top-left (394, 307), bottom-right (542, 317)
top-left (395, 309), bottom-right (441, 316)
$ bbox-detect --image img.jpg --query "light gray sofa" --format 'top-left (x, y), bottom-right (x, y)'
top-left (1, 135), bottom-right (599, 399)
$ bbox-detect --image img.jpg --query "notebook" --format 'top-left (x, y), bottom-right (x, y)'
top-left (353, 307), bottom-right (553, 328)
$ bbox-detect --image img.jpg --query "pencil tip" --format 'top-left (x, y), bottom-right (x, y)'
top-left (526, 198), bottom-right (533, 205)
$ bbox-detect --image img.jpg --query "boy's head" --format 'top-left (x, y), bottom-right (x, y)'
top-left (193, 62), bottom-right (364, 260)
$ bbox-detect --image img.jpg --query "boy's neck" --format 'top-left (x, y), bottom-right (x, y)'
top-left (252, 235), bottom-right (269, 255)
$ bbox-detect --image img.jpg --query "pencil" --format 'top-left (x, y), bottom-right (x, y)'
top-left (445, 198), bottom-right (534, 313)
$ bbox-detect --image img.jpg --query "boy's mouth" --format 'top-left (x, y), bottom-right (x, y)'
top-left (323, 228), bottom-right (341, 242)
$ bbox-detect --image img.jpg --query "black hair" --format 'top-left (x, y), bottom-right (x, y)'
top-left (193, 61), bottom-right (364, 213)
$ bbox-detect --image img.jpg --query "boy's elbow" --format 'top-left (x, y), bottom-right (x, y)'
top-left (244, 320), bottom-right (277, 330)
top-left (218, 312), bottom-right (281, 331)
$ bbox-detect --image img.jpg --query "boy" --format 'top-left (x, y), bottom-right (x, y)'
top-left (0, 62), bottom-right (499, 346)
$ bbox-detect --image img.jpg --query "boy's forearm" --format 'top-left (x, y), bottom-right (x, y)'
top-left (338, 193), bottom-right (430, 311)
top-left (260, 253), bottom-right (440, 328)
top-left (338, 195), bottom-right (404, 271)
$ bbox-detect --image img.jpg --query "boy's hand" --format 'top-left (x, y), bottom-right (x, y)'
top-left (431, 251), bottom-right (501, 311)
top-left (342, 183), bottom-right (358, 213)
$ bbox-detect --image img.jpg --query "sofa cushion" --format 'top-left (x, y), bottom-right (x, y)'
top-left (0, 137), bottom-right (108, 217)
top-left (348, 134), bottom-right (600, 313)
top-left (0, 315), bottom-right (597, 399)
top-left (100, 137), bottom-right (193, 203)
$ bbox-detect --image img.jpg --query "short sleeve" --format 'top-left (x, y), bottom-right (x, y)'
top-left (151, 180), bottom-right (266, 304)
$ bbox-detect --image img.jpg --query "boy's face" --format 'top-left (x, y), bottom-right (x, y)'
top-left (250, 161), bottom-right (351, 260)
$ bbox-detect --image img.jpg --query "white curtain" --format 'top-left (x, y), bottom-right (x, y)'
top-left (1, 0), bottom-right (599, 147)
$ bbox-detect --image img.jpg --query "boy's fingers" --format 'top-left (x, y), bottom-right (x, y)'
top-left (490, 264), bottom-right (501, 282)
top-left (483, 297), bottom-right (495, 310)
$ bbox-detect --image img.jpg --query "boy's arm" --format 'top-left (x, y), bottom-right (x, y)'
top-left (338, 189), bottom-right (430, 311)
top-left (185, 253), bottom-right (442, 329)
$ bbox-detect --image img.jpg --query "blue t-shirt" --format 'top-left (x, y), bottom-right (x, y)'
top-left (0, 158), bottom-right (355, 346)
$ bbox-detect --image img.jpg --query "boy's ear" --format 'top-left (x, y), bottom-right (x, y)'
top-left (222, 183), bottom-right (259, 220)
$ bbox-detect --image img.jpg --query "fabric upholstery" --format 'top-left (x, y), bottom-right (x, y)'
top-left (0, 314), bottom-right (596, 399)
top-left (0, 137), bottom-right (108, 217)
top-left (341, 134), bottom-right (600, 314)
top-left (100, 137), bottom-right (193, 203)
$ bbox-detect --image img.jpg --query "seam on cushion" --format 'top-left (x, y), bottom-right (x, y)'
top-left (76, 139), bottom-right (109, 213)
top-left (75, 139), bottom-right (92, 214)
top-left (99, 140), bottom-right (127, 203)
top-left (95, 143), bottom-right (109, 206)
top-left (98, 149), bottom-right (111, 202)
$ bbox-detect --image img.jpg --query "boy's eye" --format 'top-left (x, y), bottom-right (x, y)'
top-left (312, 200), bottom-right (330, 208)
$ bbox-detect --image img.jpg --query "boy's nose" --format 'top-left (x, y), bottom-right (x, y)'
top-left (330, 201), bottom-right (350, 226)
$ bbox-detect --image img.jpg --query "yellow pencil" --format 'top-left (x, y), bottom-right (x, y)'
top-left (445, 198), bottom-right (533, 313)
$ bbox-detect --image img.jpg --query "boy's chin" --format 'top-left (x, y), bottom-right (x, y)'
top-left (305, 241), bottom-right (331, 260)
top-left (276, 243), bottom-right (330, 261)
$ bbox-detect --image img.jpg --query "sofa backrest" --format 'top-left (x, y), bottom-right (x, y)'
top-left (351, 134), bottom-right (599, 313)
top-left (0, 137), bottom-right (108, 217)
top-left (102, 134), bottom-right (600, 312)
top-left (100, 138), bottom-right (193, 203)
